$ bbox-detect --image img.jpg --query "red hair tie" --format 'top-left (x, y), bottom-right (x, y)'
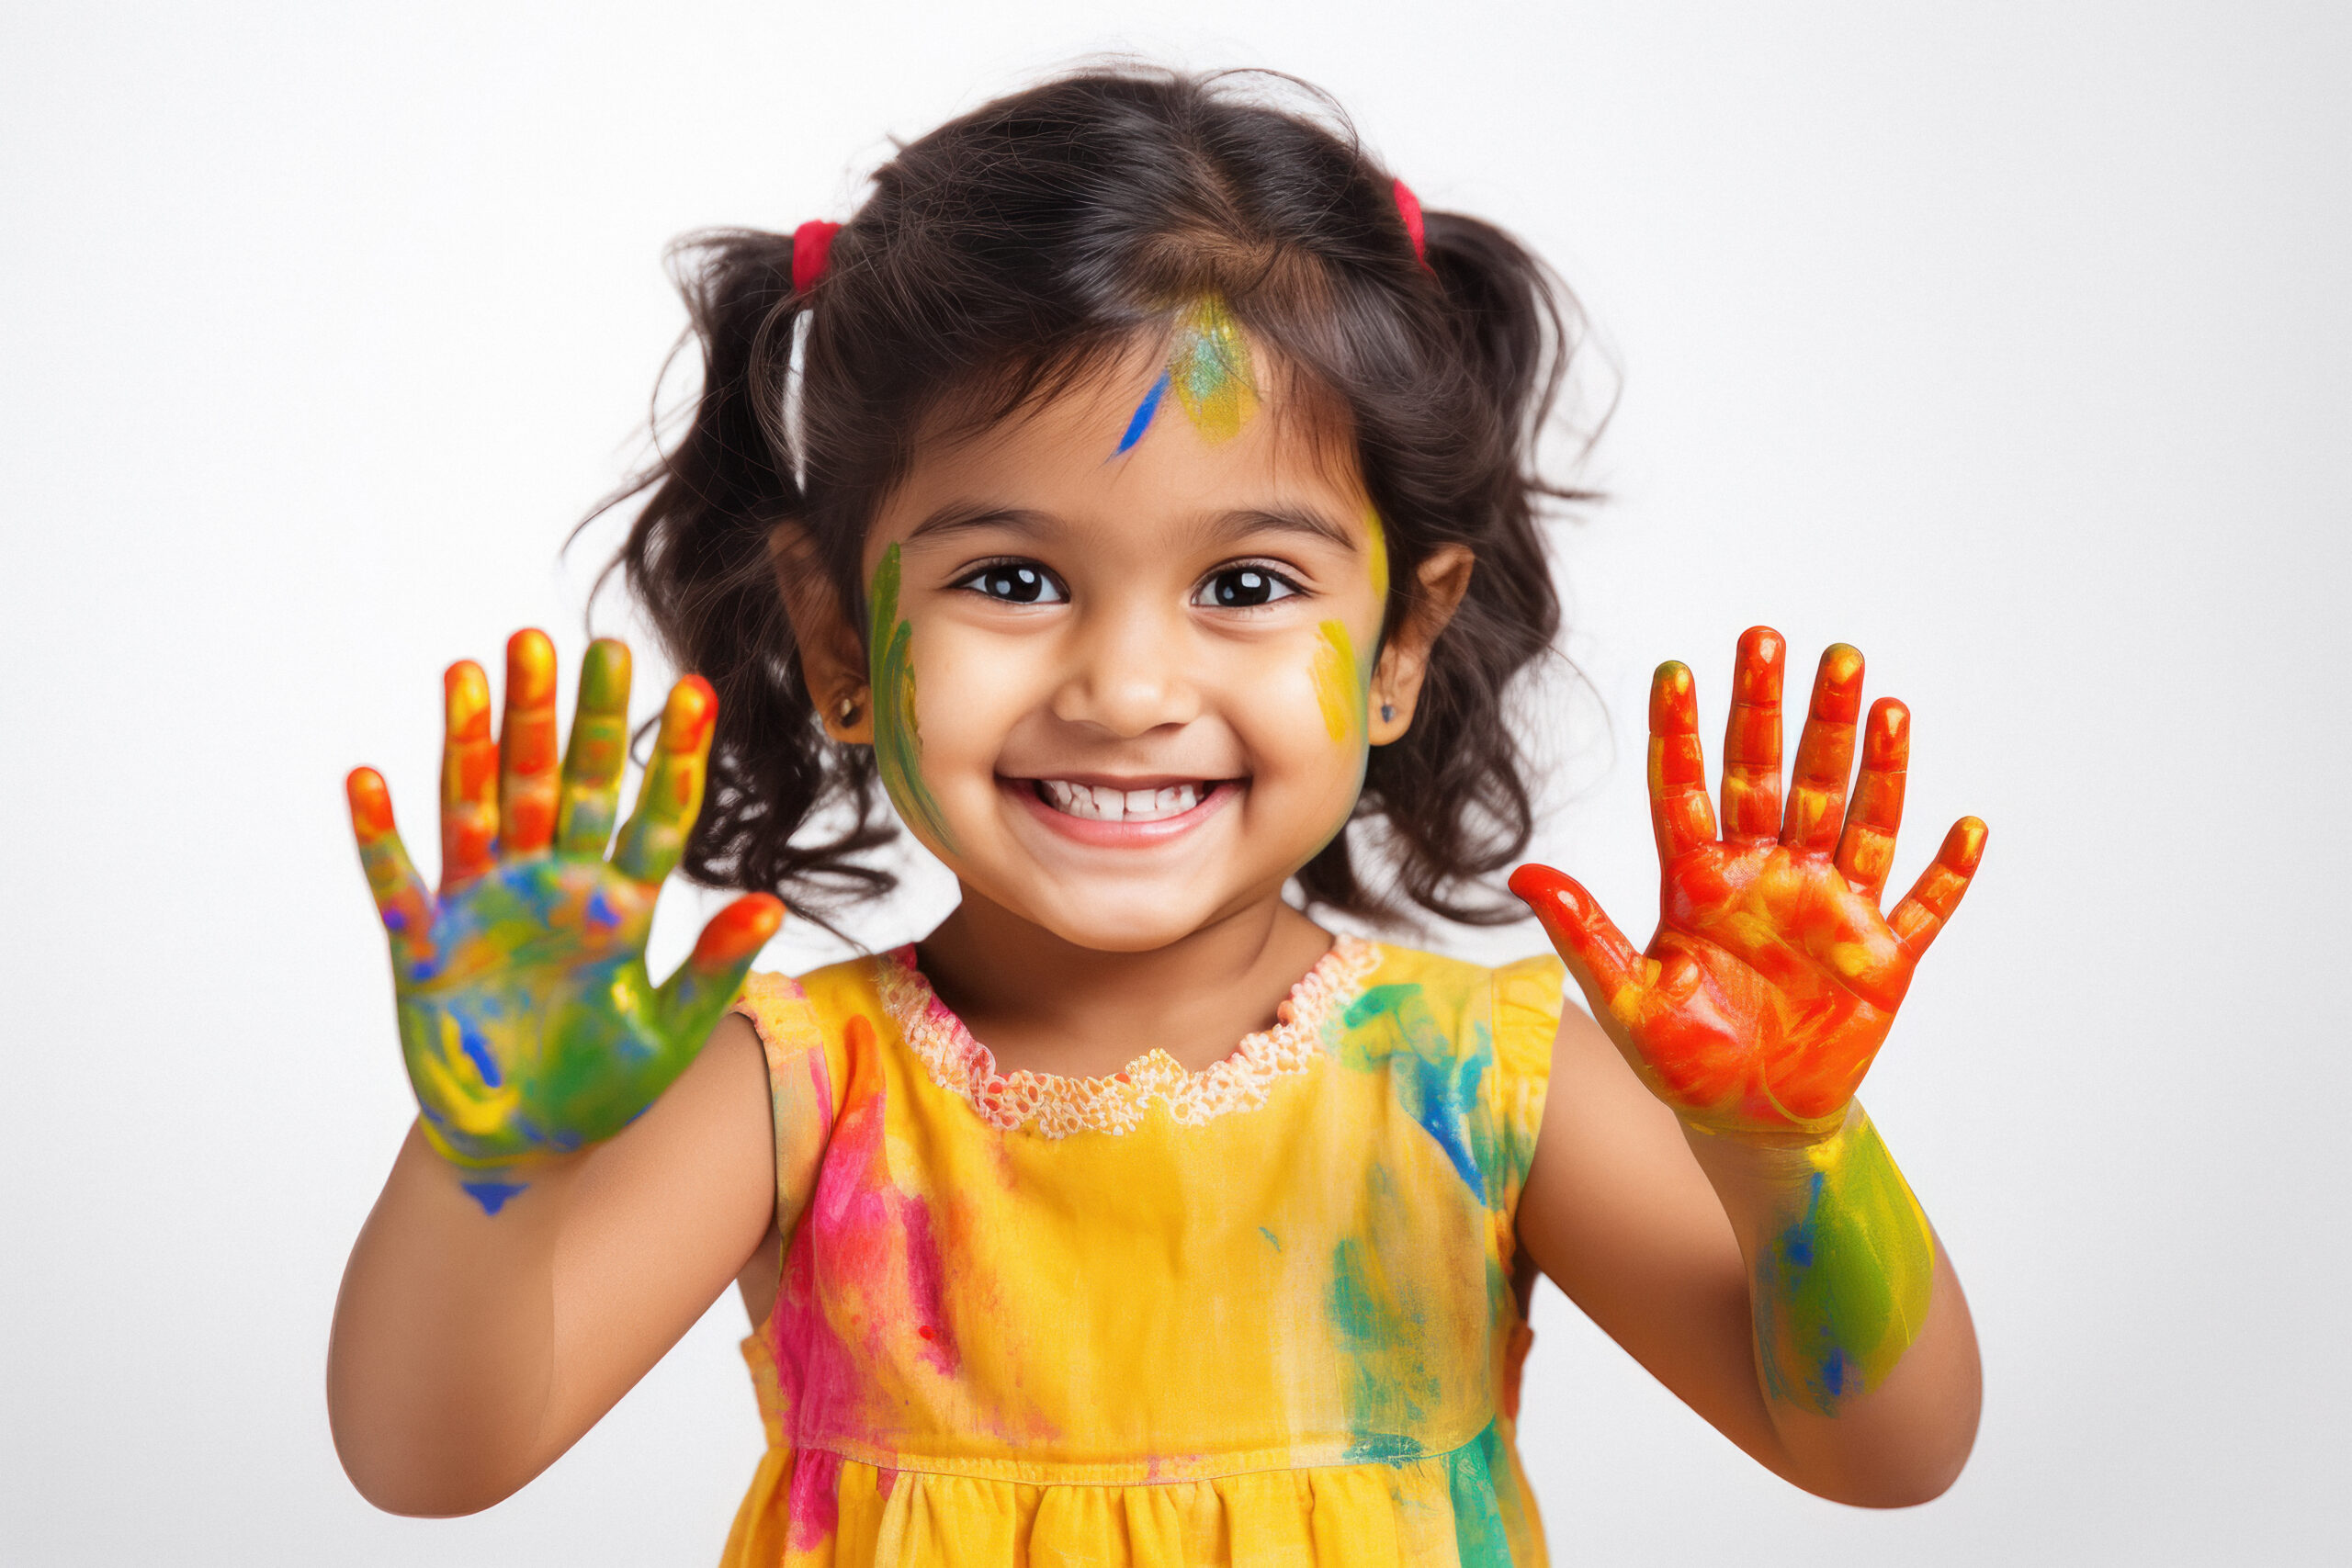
top-left (792, 220), bottom-right (842, 293)
top-left (1391, 178), bottom-right (1428, 267)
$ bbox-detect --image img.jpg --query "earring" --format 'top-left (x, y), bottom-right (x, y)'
top-left (1380, 703), bottom-right (1396, 723)
top-left (836, 694), bottom-right (861, 726)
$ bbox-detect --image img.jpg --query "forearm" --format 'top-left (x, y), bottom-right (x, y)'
top-left (1684, 1104), bottom-right (1981, 1506)
top-left (327, 1124), bottom-right (582, 1514)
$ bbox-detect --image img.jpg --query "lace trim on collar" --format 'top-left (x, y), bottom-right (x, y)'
top-left (876, 936), bottom-right (1380, 1137)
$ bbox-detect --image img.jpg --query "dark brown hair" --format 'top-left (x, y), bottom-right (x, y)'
top-left (604, 65), bottom-right (1596, 928)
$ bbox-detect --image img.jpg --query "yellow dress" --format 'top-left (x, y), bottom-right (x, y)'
top-left (720, 937), bottom-right (1566, 1567)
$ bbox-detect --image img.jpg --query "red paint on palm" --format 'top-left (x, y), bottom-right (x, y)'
top-left (1511, 630), bottom-right (1986, 1135)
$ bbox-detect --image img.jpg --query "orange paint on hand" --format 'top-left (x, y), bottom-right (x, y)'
top-left (1511, 628), bottom-right (1986, 1135)
top-left (498, 629), bottom-right (561, 858)
top-left (440, 660), bottom-right (498, 886)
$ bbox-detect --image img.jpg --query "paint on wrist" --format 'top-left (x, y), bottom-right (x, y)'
top-left (868, 542), bottom-right (956, 852)
top-left (1752, 1108), bottom-right (1936, 1414)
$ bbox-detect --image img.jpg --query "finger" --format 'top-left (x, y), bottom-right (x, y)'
top-left (1835, 698), bottom-right (1909, 905)
top-left (611, 674), bottom-right (718, 886)
top-left (656, 893), bottom-right (786, 1049)
top-left (346, 767), bottom-right (433, 967)
top-left (1719, 626), bottom-right (1786, 840)
top-left (1889, 817), bottom-right (1988, 959)
top-left (438, 660), bottom-right (498, 888)
top-left (1509, 863), bottom-right (1650, 1022)
top-left (497, 629), bottom-right (561, 859)
top-left (555, 638), bottom-right (633, 857)
top-left (1781, 643), bottom-right (1865, 856)
top-left (1647, 661), bottom-right (1716, 863)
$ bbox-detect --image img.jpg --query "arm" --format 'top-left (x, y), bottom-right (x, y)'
top-left (1516, 1010), bottom-right (1979, 1506)
top-left (325, 630), bottom-right (792, 1515)
top-left (1511, 629), bottom-right (1986, 1506)
top-left (328, 1014), bottom-right (776, 1515)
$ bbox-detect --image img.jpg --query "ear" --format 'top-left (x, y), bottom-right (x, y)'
top-left (770, 523), bottom-right (873, 744)
top-left (1368, 544), bottom-right (1476, 746)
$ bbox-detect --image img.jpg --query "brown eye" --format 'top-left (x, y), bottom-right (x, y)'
top-left (958, 562), bottom-right (1065, 604)
top-left (1195, 567), bottom-right (1299, 608)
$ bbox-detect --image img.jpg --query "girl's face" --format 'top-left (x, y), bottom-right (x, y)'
top-left (844, 326), bottom-right (1459, 953)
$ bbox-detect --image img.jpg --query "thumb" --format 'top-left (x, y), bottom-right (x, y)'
top-left (1508, 863), bottom-right (1648, 1023)
top-left (655, 893), bottom-right (786, 1054)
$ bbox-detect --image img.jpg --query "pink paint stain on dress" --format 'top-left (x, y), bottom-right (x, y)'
top-left (786, 1447), bottom-right (843, 1551)
top-left (772, 1014), bottom-right (966, 1461)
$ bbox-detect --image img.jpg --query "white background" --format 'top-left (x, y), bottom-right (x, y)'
top-left (4, 2), bottom-right (2346, 1562)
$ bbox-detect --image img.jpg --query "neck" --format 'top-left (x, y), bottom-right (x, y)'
top-left (916, 889), bottom-right (1338, 1077)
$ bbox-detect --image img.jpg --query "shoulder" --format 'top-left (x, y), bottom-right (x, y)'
top-left (732, 951), bottom-right (904, 1101)
top-left (1348, 942), bottom-right (1565, 1063)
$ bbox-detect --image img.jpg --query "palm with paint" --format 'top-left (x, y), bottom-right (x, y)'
top-left (1510, 628), bottom-right (1985, 1139)
top-left (346, 631), bottom-right (783, 1208)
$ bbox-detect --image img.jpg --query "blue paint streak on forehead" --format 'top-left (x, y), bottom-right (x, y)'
top-left (1114, 370), bottom-right (1170, 457)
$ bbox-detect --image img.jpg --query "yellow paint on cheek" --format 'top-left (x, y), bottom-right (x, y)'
top-left (1311, 619), bottom-right (1362, 743)
top-left (1364, 507), bottom-right (1389, 603)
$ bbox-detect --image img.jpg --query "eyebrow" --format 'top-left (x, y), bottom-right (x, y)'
top-left (904, 502), bottom-right (1359, 554)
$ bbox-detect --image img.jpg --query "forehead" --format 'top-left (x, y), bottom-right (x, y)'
top-left (876, 335), bottom-right (1367, 547)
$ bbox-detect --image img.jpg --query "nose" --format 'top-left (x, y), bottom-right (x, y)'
top-left (1048, 598), bottom-right (1201, 738)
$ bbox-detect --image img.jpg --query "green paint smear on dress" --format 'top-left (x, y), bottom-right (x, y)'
top-left (1444, 1421), bottom-right (1519, 1568)
top-left (867, 543), bottom-right (956, 852)
top-left (1752, 1108), bottom-right (1936, 1413)
top-left (1327, 1167), bottom-right (1442, 1462)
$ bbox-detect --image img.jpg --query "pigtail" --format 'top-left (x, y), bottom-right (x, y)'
top-left (595, 228), bottom-right (896, 922)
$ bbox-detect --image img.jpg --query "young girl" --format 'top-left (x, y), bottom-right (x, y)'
top-left (328, 67), bottom-right (1986, 1564)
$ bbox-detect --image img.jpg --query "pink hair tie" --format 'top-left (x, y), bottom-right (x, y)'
top-left (792, 220), bottom-right (842, 293)
top-left (1391, 177), bottom-right (1428, 267)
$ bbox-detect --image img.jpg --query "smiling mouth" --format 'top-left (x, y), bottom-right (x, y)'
top-left (1031, 779), bottom-right (1227, 823)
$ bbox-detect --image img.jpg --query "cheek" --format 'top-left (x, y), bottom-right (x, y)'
top-left (900, 621), bottom-right (1038, 771)
top-left (1307, 619), bottom-right (1368, 744)
top-left (1233, 633), bottom-right (1371, 804)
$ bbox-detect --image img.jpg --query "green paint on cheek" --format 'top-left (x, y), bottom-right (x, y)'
top-left (867, 543), bottom-right (956, 852)
top-left (1311, 619), bottom-right (1365, 743)
top-left (1754, 1110), bottom-right (1936, 1413)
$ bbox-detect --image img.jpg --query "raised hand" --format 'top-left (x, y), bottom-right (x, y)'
top-left (1510, 628), bottom-right (1985, 1139)
top-left (346, 630), bottom-right (784, 1212)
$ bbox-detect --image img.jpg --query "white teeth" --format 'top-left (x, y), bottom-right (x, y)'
top-left (1039, 781), bottom-right (1203, 822)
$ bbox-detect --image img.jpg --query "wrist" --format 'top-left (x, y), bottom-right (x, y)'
top-left (415, 1121), bottom-right (590, 1217)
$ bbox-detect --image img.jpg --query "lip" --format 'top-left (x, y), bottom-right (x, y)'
top-left (1002, 774), bottom-right (1239, 847)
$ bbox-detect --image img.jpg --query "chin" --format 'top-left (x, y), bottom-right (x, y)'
top-left (1029, 885), bottom-right (1235, 954)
